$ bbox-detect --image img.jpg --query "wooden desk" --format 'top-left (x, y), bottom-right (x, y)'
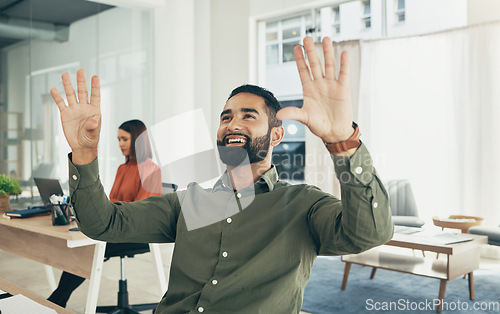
top-left (341, 233), bottom-right (488, 312)
top-left (0, 214), bottom-right (106, 314)
top-left (0, 277), bottom-right (74, 313)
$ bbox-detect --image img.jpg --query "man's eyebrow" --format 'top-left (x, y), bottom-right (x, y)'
top-left (220, 107), bottom-right (260, 117)
top-left (241, 108), bottom-right (260, 115)
top-left (220, 109), bottom-right (232, 117)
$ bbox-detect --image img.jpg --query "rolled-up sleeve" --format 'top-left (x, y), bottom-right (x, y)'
top-left (68, 153), bottom-right (179, 243)
top-left (308, 143), bottom-right (393, 255)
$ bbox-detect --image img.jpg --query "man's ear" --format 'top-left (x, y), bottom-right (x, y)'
top-left (270, 126), bottom-right (285, 147)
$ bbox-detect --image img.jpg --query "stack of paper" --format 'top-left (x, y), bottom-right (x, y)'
top-left (0, 293), bottom-right (56, 314)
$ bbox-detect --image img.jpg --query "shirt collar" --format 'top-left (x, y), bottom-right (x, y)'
top-left (212, 165), bottom-right (279, 193)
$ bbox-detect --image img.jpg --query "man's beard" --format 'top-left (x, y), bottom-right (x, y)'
top-left (217, 129), bottom-right (271, 167)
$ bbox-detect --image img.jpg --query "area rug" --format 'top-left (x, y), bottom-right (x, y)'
top-left (302, 256), bottom-right (500, 313)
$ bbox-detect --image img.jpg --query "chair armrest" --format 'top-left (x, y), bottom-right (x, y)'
top-left (468, 226), bottom-right (500, 246)
top-left (392, 216), bottom-right (425, 228)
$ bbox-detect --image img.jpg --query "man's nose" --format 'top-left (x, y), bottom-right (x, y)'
top-left (227, 118), bottom-right (242, 132)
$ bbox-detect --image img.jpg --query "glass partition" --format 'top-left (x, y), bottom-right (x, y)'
top-left (0, 1), bottom-right (154, 200)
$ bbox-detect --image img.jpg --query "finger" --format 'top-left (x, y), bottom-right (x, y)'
top-left (276, 107), bottom-right (308, 125)
top-left (294, 45), bottom-right (312, 84)
top-left (85, 115), bottom-right (100, 132)
top-left (322, 37), bottom-right (336, 80)
top-left (77, 69), bottom-right (89, 104)
top-left (50, 87), bottom-right (66, 112)
top-left (338, 51), bottom-right (350, 86)
top-left (90, 75), bottom-right (101, 108)
top-left (303, 36), bottom-right (323, 80)
top-left (62, 72), bottom-right (77, 106)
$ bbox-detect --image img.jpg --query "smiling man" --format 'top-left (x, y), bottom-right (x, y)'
top-left (51, 37), bottom-right (393, 313)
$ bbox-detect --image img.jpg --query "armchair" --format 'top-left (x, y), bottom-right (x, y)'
top-left (385, 179), bottom-right (425, 228)
top-left (468, 225), bottom-right (500, 246)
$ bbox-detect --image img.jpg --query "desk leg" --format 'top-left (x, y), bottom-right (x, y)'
top-left (468, 272), bottom-right (474, 300)
top-left (437, 279), bottom-right (447, 313)
top-left (149, 243), bottom-right (168, 294)
top-left (44, 265), bottom-right (57, 291)
top-left (84, 242), bottom-right (106, 314)
top-left (341, 262), bottom-right (351, 290)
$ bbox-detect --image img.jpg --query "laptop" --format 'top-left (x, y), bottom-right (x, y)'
top-left (3, 178), bottom-right (64, 218)
top-left (33, 177), bottom-right (65, 207)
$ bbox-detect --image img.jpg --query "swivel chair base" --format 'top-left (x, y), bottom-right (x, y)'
top-left (96, 251), bottom-right (158, 314)
top-left (96, 279), bottom-right (157, 314)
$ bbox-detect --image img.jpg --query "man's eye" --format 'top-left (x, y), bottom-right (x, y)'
top-left (244, 114), bottom-right (255, 119)
top-left (222, 116), bottom-right (230, 121)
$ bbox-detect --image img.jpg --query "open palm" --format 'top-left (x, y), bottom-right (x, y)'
top-left (276, 36), bottom-right (353, 143)
top-left (50, 69), bottom-right (101, 161)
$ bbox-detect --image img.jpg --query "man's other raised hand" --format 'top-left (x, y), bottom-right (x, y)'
top-left (276, 36), bottom-right (356, 156)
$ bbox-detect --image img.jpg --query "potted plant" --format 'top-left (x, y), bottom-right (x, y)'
top-left (0, 174), bottom-right (21, 212)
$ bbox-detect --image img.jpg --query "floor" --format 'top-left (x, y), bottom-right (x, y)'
top-left (1, 244), bottom-right (498, 314)
top-left (0, 244), bottom-right (175, 313)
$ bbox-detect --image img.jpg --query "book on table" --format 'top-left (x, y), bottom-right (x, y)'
top-left (3, 207), bottom-right (50, 218)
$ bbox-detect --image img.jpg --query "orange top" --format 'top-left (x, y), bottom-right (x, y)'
top-left (109, 158), bottom-right (162, 202)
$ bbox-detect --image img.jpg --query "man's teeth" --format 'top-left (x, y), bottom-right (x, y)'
top-left (228, 138), bottom-right (246, 144)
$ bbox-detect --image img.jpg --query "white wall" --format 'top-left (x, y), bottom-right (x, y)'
top-left (338, 0), bottom-right (382, 41)
top-left (210, 0), bottom-right (251, 134)
top-left (467, 0), bottom-right (500, 25)
top-left (153, 0), bottom-right (250, 138)
top-left (386, 0), bottom-right (467, 37)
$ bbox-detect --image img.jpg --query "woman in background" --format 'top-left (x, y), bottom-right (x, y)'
top-left (48, 119), bottom-right (162, 307)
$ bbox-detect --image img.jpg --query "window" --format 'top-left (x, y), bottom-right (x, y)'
top-left (265, 22), bottom-right (279, 65)
top-left (395, 0), bottom-right (405, 22)
top-left (265, 12), bottom-right (320, 65)
top-left (333, 7), bottom-right (340, 34)
top-left (362, 1), bottom-right (371, 29)
top-left (272, 100), bottom-right (305, 183)
top-left (281, 17), bottom-right (302, 63)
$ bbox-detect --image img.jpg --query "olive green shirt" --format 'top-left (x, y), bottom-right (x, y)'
top-left (68, 143), bottom-right (393, 314)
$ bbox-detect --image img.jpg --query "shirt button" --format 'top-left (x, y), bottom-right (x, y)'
top-left (373, 202), bottom-right (378, 208)
top-left (72, 174), bottom-right (78, 180)
top-left (236, 193), bottom-right (242, 198)
top-left (212, 279), bottom-right (218, 285)
top-left (355, 166), bottom-right (363, 174)
top-left (222, 251), bottom-right (228, 258)
top-left (198, 307), bottom-right (204, 312)
top-left (226, 218), bottom-right (232, 224)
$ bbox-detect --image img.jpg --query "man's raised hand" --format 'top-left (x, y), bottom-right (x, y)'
top-left (276, 36), bottom-right (355, 151)
top-left (50, 69), bottom-right (101, 165)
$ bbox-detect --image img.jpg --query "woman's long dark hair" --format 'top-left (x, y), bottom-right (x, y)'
top-left (119, 119), bottom-right (153, 163)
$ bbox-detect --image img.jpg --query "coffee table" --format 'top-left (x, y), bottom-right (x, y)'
top-left (340, 232), bottom-right (488, 312)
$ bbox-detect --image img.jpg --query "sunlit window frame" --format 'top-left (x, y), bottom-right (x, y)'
top-left (362, 0), bottom-right (371, 29)
top-left (395, 0), bottom-right (406, 23)
top-left (265, 14), bottom-right (319, 65)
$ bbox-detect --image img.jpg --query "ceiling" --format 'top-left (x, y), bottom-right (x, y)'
top-left (0, 0), bottom-right (113, 50)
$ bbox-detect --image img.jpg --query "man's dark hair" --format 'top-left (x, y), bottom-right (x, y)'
top-left (227, 84), bottom-right (282, 128)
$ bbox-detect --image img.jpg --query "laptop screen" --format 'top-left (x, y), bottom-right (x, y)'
top-left (33, 177), bottom-right (64, 207)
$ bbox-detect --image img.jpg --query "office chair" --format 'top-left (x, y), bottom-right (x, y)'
top-left (96, 184), bottom-right (177, 314)
top-left (162, 183), bottom-right (178, 194)
top-left (96, 243), bottom-right (160, 314)
top-left (385, 179), bottom-right (425, 228)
